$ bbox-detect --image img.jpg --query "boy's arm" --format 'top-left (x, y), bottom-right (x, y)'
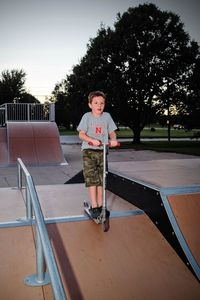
top-left (109, 131), bottom-right (118, 147)
top-left (79, 130), bottom-right (101, 146)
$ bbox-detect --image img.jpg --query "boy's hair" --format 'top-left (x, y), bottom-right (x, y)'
top-left (88, 91), bottom-right (106, 103)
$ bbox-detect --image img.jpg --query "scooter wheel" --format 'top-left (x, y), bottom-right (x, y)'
top-left (102, 219), bottom-right (110, 232)
top-left (84, 201), bottom-right (89, 208)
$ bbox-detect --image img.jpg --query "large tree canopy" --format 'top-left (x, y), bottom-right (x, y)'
top-left (177, 57), bottom-right (200, 129)
top-left (53, 3), bottom-right (200, 142)
top-left (0, 69), bottom-right (39, 104)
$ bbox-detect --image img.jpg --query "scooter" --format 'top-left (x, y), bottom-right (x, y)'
top-left (84, 141), bottom-right (120, 232)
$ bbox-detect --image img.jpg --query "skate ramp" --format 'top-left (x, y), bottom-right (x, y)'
top-left (0, 183), bottom-right (200, 299)
top-left (160, 189), bottom-right (200, 280)
top-left (167, 193), bottom-right (200, 266)
top-left (5, 122), bottom-right (66, 165)
top-left (105, 159), bottom-right (200, 280)
top-left (0, 226), bottom-right (45, 300)
top-left (46, 215), bottom-right (200, 300)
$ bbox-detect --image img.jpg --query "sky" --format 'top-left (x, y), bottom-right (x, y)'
top-left (1, 0), bottom-right (200, 102)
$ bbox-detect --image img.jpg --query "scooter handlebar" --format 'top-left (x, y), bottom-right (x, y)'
top-left (88, 141), bottom-right (120, 147)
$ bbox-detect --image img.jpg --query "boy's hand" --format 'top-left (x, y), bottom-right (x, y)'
top-left (109, 140), bottom-right (118, 147)
top-left (90, 139), bottom-right (101, 146)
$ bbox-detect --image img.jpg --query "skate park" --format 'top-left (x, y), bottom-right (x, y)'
top-left (0, 103), bottom-right (200, 299)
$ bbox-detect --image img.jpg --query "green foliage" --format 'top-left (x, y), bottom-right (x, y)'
top-left (53, 3), bottom-right (200, 142)
top-left (0, 69), bottom-right (39, 104)
top-left (0, 69), bottom-right (26, 104)
top-left (19, 92), bottom-right (40, 103)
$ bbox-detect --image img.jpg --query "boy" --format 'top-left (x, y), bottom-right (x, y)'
top-left (77, 91), bottom-right (118, 219)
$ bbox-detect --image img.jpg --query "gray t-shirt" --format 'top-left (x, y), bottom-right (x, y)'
top-left (77, 112), bottom-right (117, 150)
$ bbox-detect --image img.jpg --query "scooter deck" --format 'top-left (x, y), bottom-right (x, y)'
top-left (83, 201), bottom-right (110, 231)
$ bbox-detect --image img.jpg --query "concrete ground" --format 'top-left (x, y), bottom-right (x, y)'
top-left (0, 143), bottom-right (199, 188)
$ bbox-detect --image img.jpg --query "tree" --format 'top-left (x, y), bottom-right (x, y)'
top-left (19, 92), bottom-right (40, 103)
top-left (107, 4), bottom-right (199, 142)
top-left (0, 69), bottom-right (39, 105)
top-left (0, 69), bottom-right (26, 104)
top-left (177, 57), bottom-right (200, 129)
top-left (51, 80), bottom-right (71, 128)
top-left (52, 62), bottom-right (93, 128)
top-left (54, 4), bottom-right (200, 143)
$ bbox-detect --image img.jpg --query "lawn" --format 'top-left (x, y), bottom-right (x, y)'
top-left (59, 127), bottom-right (200, 156)
top-left (59, 126), bottom-right (199, 139)
top-left (116, 127), bottom-right (196, 138)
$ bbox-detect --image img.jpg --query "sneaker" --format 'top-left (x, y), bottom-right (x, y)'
top-left (89, 207), bottom-right (100, 219)
top-left (106, 209), bottom-right (110, 218)
top-left (99, 207), bottom-right (110, 218)
top-left (98, 206), bottom-right (102, 214)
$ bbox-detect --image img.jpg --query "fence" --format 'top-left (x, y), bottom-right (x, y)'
top-left (0, 103), bottom-right (55, 125)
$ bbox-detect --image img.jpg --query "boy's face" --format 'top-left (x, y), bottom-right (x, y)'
top-left (89, 96), bottom-right (105, 116)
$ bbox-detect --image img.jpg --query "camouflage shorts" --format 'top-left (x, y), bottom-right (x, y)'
top-left (83, 149), bottom-right (103, 187)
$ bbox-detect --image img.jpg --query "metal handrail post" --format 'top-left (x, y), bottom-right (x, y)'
top-left (17, 158), bottom-right (67, 299)
top-left (17, 163), bottom-right (22, 189)
top-left (26, 185), bottom-right (32, 220)
top-left (17, 161), bottom-right (32, 219)
top-left (36, 225), bottom-right (45, 283)
top-left (26, 175), bottom-right (66, 299)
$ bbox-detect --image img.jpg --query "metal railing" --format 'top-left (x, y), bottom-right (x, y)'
top-left (17, 158), bottom-right (66, 300)
top-left (0, 103), bottom-right (55, 125)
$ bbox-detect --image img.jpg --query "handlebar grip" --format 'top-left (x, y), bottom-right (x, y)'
top-left (88, 142), bottom-right (120, 147)
top-left (108, 142), bottom-right (120, 147)
top-left (114, 142), bottom-right (120, 147)
top-left (88, 142), bottom-right (97, 146)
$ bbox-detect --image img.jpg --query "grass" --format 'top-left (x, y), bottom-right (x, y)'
top-left (116, 128), bottom-right (196, 138)
top-left (59, 127), bottom-right (200, 156)
top-left (59, 127), bottom-right (198, 138)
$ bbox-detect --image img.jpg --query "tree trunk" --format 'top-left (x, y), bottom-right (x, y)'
top-left (132, 128), bottom-right (141, 144)
top-left (167, 105), bottom-right (171, 142)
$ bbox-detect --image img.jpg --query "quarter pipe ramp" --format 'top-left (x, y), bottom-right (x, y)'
top-left (0, 122), bottom-right (66, 165)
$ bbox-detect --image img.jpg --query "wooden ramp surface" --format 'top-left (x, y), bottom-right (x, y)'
top-left (1, 216), bottom-right (200, 300)
top-left (6, 122), bottom-right (66, 165)
top-left (0, 183), bottom-right (137, 222)
top-left (46, 215), bottom-right (200, 300)
top-left (0, 183), bottom-right (200, 299)
top-left (168, 193), bottom-right (200, 266)
top-left (0, 226), bottom-right (45, 300)
top-left (109, 158), bottom-right (200, 187)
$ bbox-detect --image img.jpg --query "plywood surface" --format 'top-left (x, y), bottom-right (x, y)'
top-left (109, 158), bottom-right (200, 187)
top-left (0, 226), bottom-right (45, 300)
top-left (47, 215), bottom-right (200, 300)
top-left (168, 193), bottom-right (200, 265)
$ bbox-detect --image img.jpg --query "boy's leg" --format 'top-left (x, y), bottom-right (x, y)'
top-left (83, 150), bottom-right (103, 217)
top-left (88, 186), bottom-right (98, 208)
top-left (97, 186), bottom-right (103, 207)
top-left (88, 186), bottom-right (101, 219)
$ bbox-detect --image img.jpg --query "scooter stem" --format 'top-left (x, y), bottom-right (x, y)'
top-left (103, 144), bottom-right (107, 205)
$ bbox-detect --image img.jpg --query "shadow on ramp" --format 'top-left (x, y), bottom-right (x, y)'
top-left (47, 215), bottom-right (200, 300)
